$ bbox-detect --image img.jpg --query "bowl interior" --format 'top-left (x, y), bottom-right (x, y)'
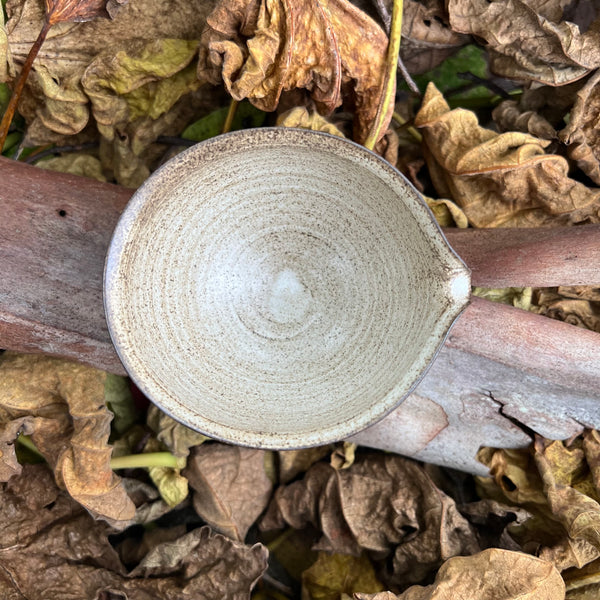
top-left (104, 128), bottom-right (470, 448)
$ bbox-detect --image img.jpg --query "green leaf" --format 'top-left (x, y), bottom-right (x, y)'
top-left (409, 45), bottom-right (491, 102)
top-left (182, 100), bottom-right (267, 142)
top-left (105, 374), bottom-right (139, 436)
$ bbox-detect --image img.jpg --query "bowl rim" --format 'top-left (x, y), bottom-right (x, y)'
top-left (104, 127), bottom-right (471, 449)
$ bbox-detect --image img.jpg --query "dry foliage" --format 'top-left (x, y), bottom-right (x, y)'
top-left (3, 0), bottom-right (600, 597)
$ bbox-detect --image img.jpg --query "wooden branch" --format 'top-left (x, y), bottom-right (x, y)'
top-left (445, 226), bottom-right (600, 288)
top-left (2, 157), bottom-right (600, 473)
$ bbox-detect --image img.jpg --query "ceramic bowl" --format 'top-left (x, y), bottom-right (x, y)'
top-left (104, 128), bottom-right (470, 448)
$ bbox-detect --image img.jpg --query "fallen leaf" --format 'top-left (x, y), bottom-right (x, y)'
top-left (277, 105), bottom-right (345, 137)
top-left (198, 0), bottom-right (392, 144)
top-left (330, 441), bottom-right (357, 470)
top-left (472, 287), bottom-right (533, 311)
top-left (302, 552), bottom-right (385, 600)
top-left (278, 445), bottom-right (333, 484)
top-left (44, 0), bottom-right (112, 25)
top-left (2, 0), bottom-right (220, 184)
top-left (414, 83), bottom-right (600, 227)
top-left (144, 437), bottom-right (189, 509)
top-left (184, 443), bottom-right (273, 541)
top-left (400, 0), bottom-right (470, 75)
top-left (0, 464), bottom-right (268, 599)
top-left (447, 0), bottom-right (600, 85)
top-left (492, 100), bottom-right (557, 140)
top-left (356, 548), bottom-right (565, 600)
top-left (532, 289), bottom-right (600, 333)
top-left (425, 196), bottom-right (468, 228)
top-left (561, 70), bottom-right (600, 186)
top-left (0, 352), bottom-right (135, 523)
top-left (146, 403), bottom-right (208, 459)
top-left (261, 452), bottom-right (479, 587)
top-left (534, 437), bottom-right (600, 550)
top-left (36, 152), bottom-right (108, 181)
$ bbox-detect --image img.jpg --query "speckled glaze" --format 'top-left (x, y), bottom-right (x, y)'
top-left (104, 128), bottom-right (470, 448)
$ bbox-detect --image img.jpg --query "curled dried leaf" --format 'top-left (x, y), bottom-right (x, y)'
top-left (198, 0), bottom-right (391, 143)
top-left (447, 0), bottom-right (600, 85)
top-left (560, 70), bottom-right (600, 186)
top-left (0, 353), bottom-right (135, 523)
top-left (356, 549), bottom-right (565, 600)
top-left (415, 83), bottom-right (600, 227)
top-left (492, 100), bottom-right (557, 140)
top-left (184, 443), bottom-right (273, 541)
top-left (261, 453), bottom-right (479, 586)
top-left (0, 465), bottom-right (268, 599)
top-left (532, 289), bottom-right (600, 333)
top-left (400, 0), bottom-right (470, 75)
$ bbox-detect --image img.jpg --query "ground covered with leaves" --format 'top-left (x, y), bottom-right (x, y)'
top-left (2, 0), bottom-right (600, 598)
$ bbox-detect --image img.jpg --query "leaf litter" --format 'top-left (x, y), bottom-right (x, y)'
top-left (2, 0), bottom-right (600, 597)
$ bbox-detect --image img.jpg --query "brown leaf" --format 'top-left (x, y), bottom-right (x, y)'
top-left (414, 83), bottom-right (600, 227)
top-left (0, 353), bottom-right (135, 523)
top-left (3, 0), bottom-right (220, 184)
top-left (184, 443), bottom-right (273, 541)
top-left (0, 464), bottom-right (268, 600)
top-left (447, 0), bottom-right (600, 85)
top-left (198, 0), bottom-right (391, 143)
top-left (492, 100), bottom-right (557, 140)
top-left (278, 445), bottom-right (333, 484)
top-left (400, 0), bottom-right (470, 74)
top-left (532, 289), bottom-right (600, 333)
top-left (261, 453), bottom-right (479, 586)
top-left (356, 549), bottom-right (565, 600)
top-left (44, 0), bottom-right (111, 25)
top-left (534, 437), bottom-right (600, 550)
top-left (560, 70), bottom-right (600, 186)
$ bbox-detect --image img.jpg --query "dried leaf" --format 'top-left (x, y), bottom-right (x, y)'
top-left (532, 289), bottom-right (600, 333)
top-left (472, 287), bottom-right (533, 311)
top-left (447, 0), bottom-right (600, 85)
top-left (330, 441), bottom-right (357, 470)
top-left (302, 552), bottom-right (385, 600)
top-left (144, 437), bottom-right (189, 509)
top-left (198, 0), bottom-right (391, 144)
top-left (184, 443), bottom-right (273, 541)
top-left (261, 453), bottom-right (479, 586)
top-left (0, 352), bottom-right (135, 523)
top-left (45, 0), bottom-right (111, 25)
top-left (561, 70), bottom-right (600, 186)
top-left (534, 437), bottom-right (600, 550)
top-left (400, 0), bottom-right (470, 75)
top-left (425, 196), bottom-right (468, 228)
top-left (0, 465), bottom-right (268, 599)
top-left (277, 105), bottom-right (345, 137)
top-left (493, 100), bottom-right (557, 140)
top-left (2, 0), bottom-right (219, 184)
top-left (356, 549), bottom-right (565, 600)
top-left (278, 446), bottom-right (333, 484)
top-left (36, 153), bottom-right (108, 181)
top-left (414, 83), bottom-right (600, 227)
top-left (146, 404), bottom-right (208, 458)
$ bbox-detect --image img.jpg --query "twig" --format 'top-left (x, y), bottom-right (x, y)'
top-left (397, 57), bottom-right (420, 95)
top-left (456, 72), bottom-right (512, 100)
top-left (364, 0), bottom-right (404, 150)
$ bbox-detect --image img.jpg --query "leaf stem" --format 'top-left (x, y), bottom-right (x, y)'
top-left (363, 0), bottom-right (403, 150)
top-left (0, 18), bottom-right (52, 151)
top-left (16, 434), bottom-right (45, 460)
top-left (110, 452), bottom-right (184, 470)
top-left (392, 111), bottom-right (422, 142)
top-left (222, 98), bottom-right (239, 134)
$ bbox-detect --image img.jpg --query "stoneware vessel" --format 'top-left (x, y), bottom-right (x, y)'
top-left (104, 127), bottom-right (471, 448)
